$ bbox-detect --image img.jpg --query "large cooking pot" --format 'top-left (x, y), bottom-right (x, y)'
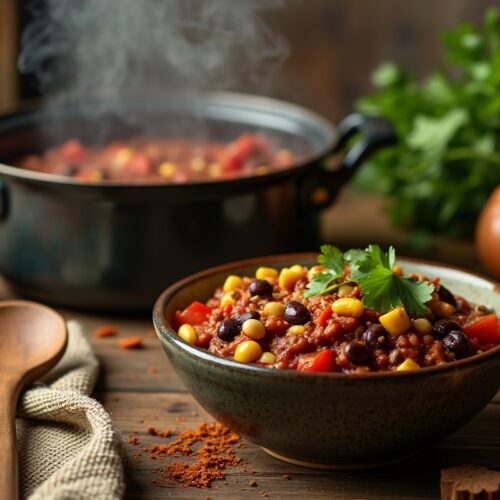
top-left (0, 92), bottom-right (395, 313)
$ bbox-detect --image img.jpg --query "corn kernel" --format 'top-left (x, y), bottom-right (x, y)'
top-left (433, 301), bottom-right (456, 318)
top-left (223, 275), bottom-right (242, 293)
top-left (396, 358), bottom-right (420, 371)
top-left (178, 324), bottom-right (197, 345)
top-left (220, 293), bottom-right (235, 308)
top-left (256, 267), bottom-right (279, 280)
top-left (113, 147), bottom-right (133, 169)
top-left (255, 165), bottom-right (269, 175)
top-left (413, 318), bottom-right (432, 335)
top-left (263, 301), bottom-right (285, 316)
top-left (379, 307), bottom-right (411, 336)
top-left (331, 298), bottom-right (364, 317)
top-left (190, 157), bottom-right (205, 172)
top-left (158, 161), bottom-right (177, 178)
top-left (209, 163), bottom-right (222, 177)
top-left (258, 352), bottom-right (276, 365)
top-left (338, 284), bottom-right (355, 298)
top-left (290, 264), bottom-right (305, 273)
top-left (288, 325), bottom-right (306, 335)
top-left (234, 340), bottom-right (262, 363)
top-left (241, 319), bottom-right (266, 340)
top-left (278, 267), bottom-right (304, 290)
top-left (307, 265), bottom-right (326, 281)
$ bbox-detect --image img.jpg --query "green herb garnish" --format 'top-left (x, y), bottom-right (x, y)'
top-left (305, 244), bottom-right (434, 315)
top-left (355, 8), bottom-right (500, 239)
top-left (303, 244), bottom-right (345, 298)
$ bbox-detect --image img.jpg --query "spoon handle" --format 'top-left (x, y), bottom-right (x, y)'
top-left (0, 377), bottom-right (19, 500)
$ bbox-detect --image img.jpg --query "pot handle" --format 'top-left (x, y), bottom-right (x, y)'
top-left (298, 113), bottom-right (397, 209)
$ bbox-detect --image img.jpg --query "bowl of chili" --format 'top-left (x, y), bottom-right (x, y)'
top-left (153, 247), bottom-right (500, 468)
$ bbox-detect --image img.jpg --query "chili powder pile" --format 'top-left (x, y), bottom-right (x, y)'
top-left (131, 422), bottom-right (244, 488)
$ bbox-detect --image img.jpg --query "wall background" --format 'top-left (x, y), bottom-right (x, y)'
top-left (0, 0), bottom-right (494, 122)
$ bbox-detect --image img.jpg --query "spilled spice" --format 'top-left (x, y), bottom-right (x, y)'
top-left (94, 325), bottom-right (119, 337)
top-left (119, 336), bottom-right (143, 349)
top-left (130, 422), bottom-right (244, 488)
top-left (147, 426), bottom-right (171, 438)
top-left (128, 434), bottom-right (139, 446)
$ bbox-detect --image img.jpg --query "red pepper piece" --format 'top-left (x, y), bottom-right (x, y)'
top-left (297, 349), bottom-right (337, 373)
top-left (175, 301), bottom-right (212, 326)
top-left (221, 134), bottom-right (256, 172)
top-left (463, 314), bottom-right (500, 345)
top-left (317, 307), bottom-right (332, 327)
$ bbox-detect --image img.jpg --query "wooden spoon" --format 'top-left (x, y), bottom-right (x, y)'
top-left (0, 301), bottom-right (67, 499)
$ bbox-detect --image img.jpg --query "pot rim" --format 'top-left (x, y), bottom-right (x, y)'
top-left (153, 252), bottom-right (500, 381)
top-left (0, 91), bottom-right (336, 190)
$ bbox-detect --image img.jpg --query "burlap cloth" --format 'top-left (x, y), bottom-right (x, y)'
top-left (15, 320), bottom-right (125, 499)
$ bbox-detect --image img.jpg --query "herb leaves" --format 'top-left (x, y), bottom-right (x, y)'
top-left (355, 8), bottom-right (500, 240)
top-left (305, 244), bottom-right (434, 315)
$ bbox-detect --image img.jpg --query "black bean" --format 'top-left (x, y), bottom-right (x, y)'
top-left (432, 319), bottom-right (462, 339)
top-left (248, 279), bottom-right (274, 297)
top-left (217, 319), bottom-right (240, 342)
top-left (442, 330), bottom-right (470, 359)
top-left (235, 311), bottom-right (261, 327)
top-left (345, 341), bottom-right (373, 365)
top-left (283, 301), bottom-right (311, 325)
top-left (436, 284), bottom-right (457, 308)
top-left (363, 324), bottom-right (388, 349)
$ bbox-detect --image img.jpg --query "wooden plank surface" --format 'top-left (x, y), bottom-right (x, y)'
top-left (100, 391), bottom-right (500, 499)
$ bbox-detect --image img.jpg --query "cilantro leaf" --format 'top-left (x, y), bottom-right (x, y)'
top-left (357, 267), bottom-right (402, 312)
top-left (317, 245), bottom-right (344, 275)
top-left (396, 277), bottom-right (435, 316)
top-left (352, 245), bottom-right (434, 314)
top-left (304, 245), bottom-right (345, 298)
top-left (303, 272), bottom-right (338, 298)
top-left (350, 245), bottom-right (395, 280)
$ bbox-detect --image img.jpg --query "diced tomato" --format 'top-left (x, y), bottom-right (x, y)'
top-left (221, 134), bottom-right (256, 172)
top-left (59, 139), bottom-right (87, 161)
top-left (175, 301), bottom-right (212, 326)
top-left (127, 153), bottom-right (151, 176)
top-left (297, 349), bottom-right (337, 373)
top-left (317, 307), bottom-right (332, 327)
top-left (463, 314), bottom-right (500, 345)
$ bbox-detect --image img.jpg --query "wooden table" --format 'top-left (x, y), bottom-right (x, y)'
top-left (4, 190), bottom-right (500, 498)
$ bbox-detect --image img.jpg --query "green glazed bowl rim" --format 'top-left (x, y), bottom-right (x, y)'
top-left (153, 253), bottom-right (500, 381)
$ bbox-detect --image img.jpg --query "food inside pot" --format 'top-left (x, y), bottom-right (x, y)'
top-left (173, 245), bottom-right (500, 373)
top-left (16, 133), bottom-right (295, 183)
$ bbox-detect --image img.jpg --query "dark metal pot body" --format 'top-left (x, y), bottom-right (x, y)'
top-left (0, 93), bottom-right (395, 312)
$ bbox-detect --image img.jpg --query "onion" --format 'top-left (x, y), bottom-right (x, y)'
top-left (475, 186), bottom-right (500, 279)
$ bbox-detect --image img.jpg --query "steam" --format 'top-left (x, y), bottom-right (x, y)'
top-left (18, 0), bottom-right (289, 100)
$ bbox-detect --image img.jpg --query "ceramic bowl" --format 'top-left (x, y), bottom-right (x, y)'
top-left (153, 254), bottom-right (500, 469)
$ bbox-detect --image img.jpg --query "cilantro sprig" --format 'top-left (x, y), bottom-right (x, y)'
top-left (305, 244), bottom-right (435, 315)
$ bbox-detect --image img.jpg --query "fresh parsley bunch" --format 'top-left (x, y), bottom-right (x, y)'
top-left (305, 244), bottom-right (434, 315)
top-left (355, 8), bottom-right (500, 239)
